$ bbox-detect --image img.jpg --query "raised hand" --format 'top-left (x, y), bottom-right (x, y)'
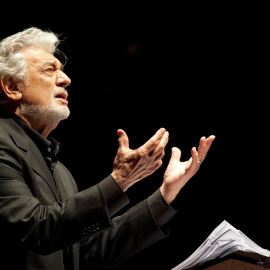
top-left (111, 128), bottom-right (169, 191)
top-left (160, 135), bottom-right (215, 204)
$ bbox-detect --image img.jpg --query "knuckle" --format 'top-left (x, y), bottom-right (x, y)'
top-left (136, 149), bottom-right (145, 157)
top-left (156, 152), bottom-right (165, 161)
top-left (156, 145), bottom-right (164, 153)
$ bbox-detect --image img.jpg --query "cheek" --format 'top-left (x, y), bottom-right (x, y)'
top-left (22, 85), bottom-right (53, 105)
top-left (23, 71), bottom-right (56, 104)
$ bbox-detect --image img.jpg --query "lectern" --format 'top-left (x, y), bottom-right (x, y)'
top-left (194, 252), bottom-right (270, 270)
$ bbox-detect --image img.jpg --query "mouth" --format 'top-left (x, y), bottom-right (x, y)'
top-left (55, 92), bottom-right (68, 104)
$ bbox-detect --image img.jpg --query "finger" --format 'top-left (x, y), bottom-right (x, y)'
top-left (191, 146), bottom-right (198, 159)
top-left (140, 127), bottom-right (166, 152)
top-left (158, 131), bottom-right (169, 149)
top-left (154, 159), bottom-right (163, 171)
top-left (198, 137), bottom-right (206, 157)
top-left (117, 129), bottom-right (129, 149)
top-left (151, 131), bottom-right (169, 157)
top-left (205, 135), bottom-right (215, 149)
top-left (198, 135), bottom-right (215, 162)
top-left (169, 147), bottom-right (181, 163)
top-left (190, 147), bottom-right (199, 166)
top-left (200, 135), bottom-right (215, 153)
top-left (154, 149), bottom-right (165, 161)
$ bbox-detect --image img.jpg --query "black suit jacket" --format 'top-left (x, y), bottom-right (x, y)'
top-left (0, 115), bottom-right (168, 270)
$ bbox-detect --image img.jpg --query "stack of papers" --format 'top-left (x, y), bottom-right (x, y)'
top-left (172, 220), bottom-right (270, 270)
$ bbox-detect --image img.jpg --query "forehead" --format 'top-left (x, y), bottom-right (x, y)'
top-left (22, 46), bottom-right (62, 67)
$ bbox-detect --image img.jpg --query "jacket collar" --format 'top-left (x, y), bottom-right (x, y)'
top-left (0, 115), bottom-right (61, 201)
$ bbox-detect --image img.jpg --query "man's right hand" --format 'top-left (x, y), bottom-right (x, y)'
top-left (111, 128), bottom-right (169, 191)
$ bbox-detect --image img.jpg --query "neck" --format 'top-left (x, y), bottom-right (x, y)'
top-left (15, 109), bottom-right (59, 138)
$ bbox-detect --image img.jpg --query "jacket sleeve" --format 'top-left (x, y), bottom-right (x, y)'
top-left (80, 196), bottom-right (170, 268)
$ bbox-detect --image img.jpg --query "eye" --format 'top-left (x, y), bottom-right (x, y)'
top-left (44, 67), bottom-right (56, 75)
top-left (45, 68), bottom-right (55, 72)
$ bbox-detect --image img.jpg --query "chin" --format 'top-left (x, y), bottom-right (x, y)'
top-left (19, 102), bottom-right (70, 125)
top-left (52, 107), bottom-right (70, 122)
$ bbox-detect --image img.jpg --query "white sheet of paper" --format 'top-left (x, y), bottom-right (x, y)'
top-left (171, 220), bottom-right (270, 270)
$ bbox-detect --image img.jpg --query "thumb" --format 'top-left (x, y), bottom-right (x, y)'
top-left (169, 147), bottom-right (181, 163)
top-left (117, 129), bottom-right (129, 149)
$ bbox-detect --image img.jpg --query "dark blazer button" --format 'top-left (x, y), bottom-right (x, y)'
top-left (83, 226), bottom-right (92, 235)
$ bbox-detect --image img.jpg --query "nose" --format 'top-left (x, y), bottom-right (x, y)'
top-left (56, 70), bottom-right (71, 88)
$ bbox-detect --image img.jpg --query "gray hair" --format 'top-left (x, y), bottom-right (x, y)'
top-left (0, 27), bottom-right (63, 107)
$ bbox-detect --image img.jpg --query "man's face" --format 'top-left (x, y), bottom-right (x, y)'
top-left (19, 46), bottom-right (71, 124)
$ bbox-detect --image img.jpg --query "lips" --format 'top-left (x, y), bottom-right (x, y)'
top-left (55, 92), bottom-right (67, 99)
top-left (55, 92), bottom-right (68, 104)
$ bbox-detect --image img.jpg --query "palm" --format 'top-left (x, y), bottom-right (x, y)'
top-left (164, 157), bottom-right (194, 187)
top-left (160, 135), bottom-right (215, 204)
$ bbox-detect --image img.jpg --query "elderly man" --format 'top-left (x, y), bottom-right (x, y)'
top-left (0, 27), bottom-right (215, 270)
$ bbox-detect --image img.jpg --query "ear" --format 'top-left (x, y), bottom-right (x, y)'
top-left (0, 75), bottom-right (22, 101)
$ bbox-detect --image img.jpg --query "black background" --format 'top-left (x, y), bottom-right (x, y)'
top-left (1, 3), bottom-right (269, 270)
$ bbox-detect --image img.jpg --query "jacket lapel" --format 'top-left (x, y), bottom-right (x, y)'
top-left (0, 117), bottom-right (60, 201)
